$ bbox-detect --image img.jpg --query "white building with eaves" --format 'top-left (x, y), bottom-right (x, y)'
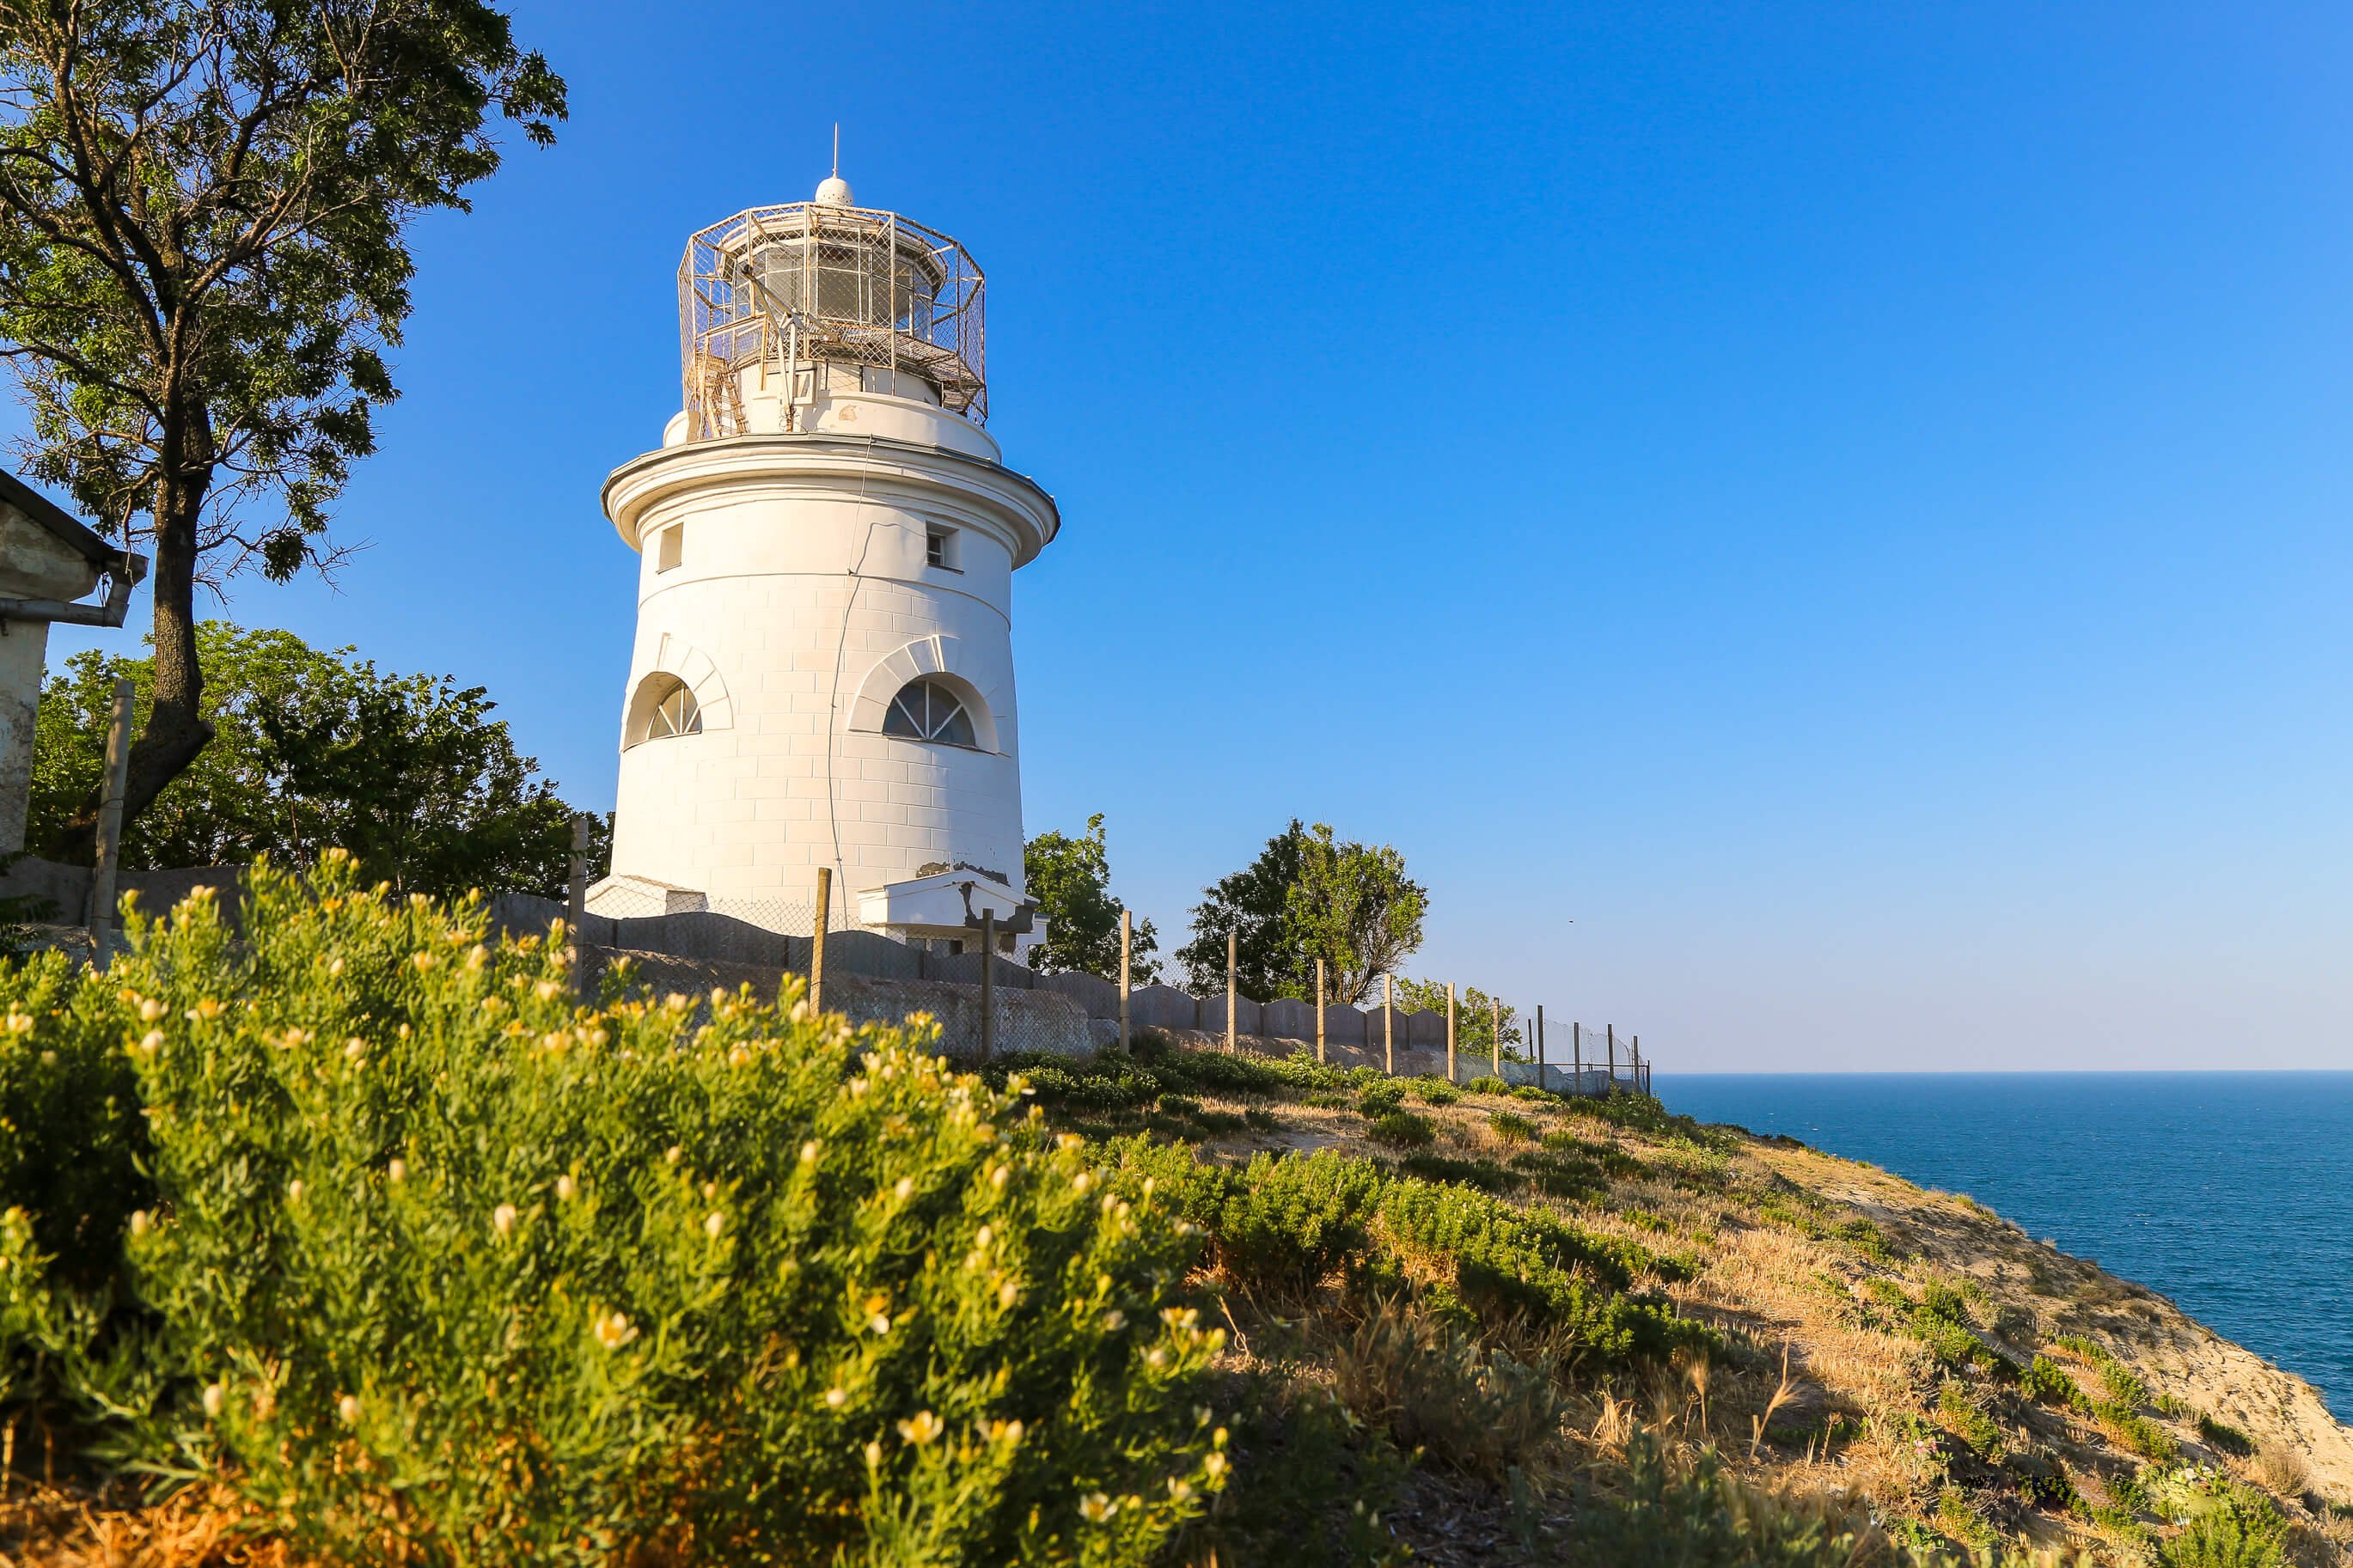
top-left (588, 169), bottom-right (1057, 955)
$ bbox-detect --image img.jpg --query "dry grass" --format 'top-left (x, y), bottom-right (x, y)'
top-left (0, 1481), bottom-right (301, 1568)
top-left (1172, 1071), bottom-right (2353, 1563)
top-left (2258, 1441), bottom-right (2314, 1503)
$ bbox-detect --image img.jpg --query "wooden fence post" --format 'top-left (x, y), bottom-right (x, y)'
top-left (1225, 930), bottom-right (1237, 1052)
top-left (1118, 908), bottom-right (1132, 1051)
top-left (565, 812), bottom-right (590, 991)
top-left (810, 866), bottom-right (831, 1015)
top-left (1383, 973), bottom-right (1394, 1075)
top-left (84, 678), bottom-right (134, 961)
top-left (981, 909), bottom-right (996, 1060)
top-left (1488, 997), bottom-right (1500, 1078)
top-left (1315, 958), bottom-right (1326, 1064)
top-left (1445, 982), bottom-right (1456, 1083)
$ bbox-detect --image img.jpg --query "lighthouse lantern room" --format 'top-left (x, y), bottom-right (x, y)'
top-left (590, 169), bottom-right (1058, 953)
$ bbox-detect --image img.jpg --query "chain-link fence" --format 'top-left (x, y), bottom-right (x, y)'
top-left (509, 874), bottom-right (1657, 1088)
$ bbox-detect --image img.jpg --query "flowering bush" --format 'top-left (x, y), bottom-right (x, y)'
top-left (1, 857), bottom-right (1225, 1565)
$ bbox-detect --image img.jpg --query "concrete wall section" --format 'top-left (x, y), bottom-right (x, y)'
top-left (1195, 992), bottom-right (1260, 1038)
top-left (1128, 985), bottom-right (1201, 1032)
top-left (1260, 998), bottom-right (1318, 1041)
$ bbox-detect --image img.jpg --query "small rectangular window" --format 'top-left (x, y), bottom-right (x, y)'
top-left (657, 525), bottom-right (683, 572)
top-left (925, 524), bottom-right (957, 570)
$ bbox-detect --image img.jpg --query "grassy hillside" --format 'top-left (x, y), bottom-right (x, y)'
top-left (973, 1038), bottom-right (2353, 1567)
top-left (1, 868), bottom-right (2346, 1565)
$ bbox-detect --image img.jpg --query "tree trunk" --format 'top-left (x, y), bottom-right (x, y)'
top-left (52, 466), bottom-right (216, 864)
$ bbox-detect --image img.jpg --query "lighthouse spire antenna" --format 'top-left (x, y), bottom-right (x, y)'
top-left (814, 128), bottom-right (853, 206)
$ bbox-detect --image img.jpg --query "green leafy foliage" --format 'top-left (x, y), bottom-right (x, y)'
top-left (1936, 1485), bottom-right (1995, 1548)
top-left (1390, 977), bottom-right (1522, 1059)
top-left (1366, 1110), bottom-right (1436, 1149)
top-left (2008, 1448), bottom-right (2078, 1511)
top-left (2197, 1414), bottom-right (2256, 1458)
top-left (2096, 1402), bottom-right (2181, 1462)
top-left (2020, 1355), bottom-right (2090, 1412)
top-left (1, 862), bottom-right (1226, 1564)
top-left (0, 953), bottom-right (150, 1284)
top-left (1868, 1284), bottom-right (2013, 1382)
top-left (0, 0), bottom-right (568, 827)
top-left (1397, 1152), bottom-right (1516, 1193)
top-left (1023, 813), bottom-right (1161, 982)
top-left (1176, 820), bottom-right (1426, 1004)
top-left (2098, 1358), bottom-right (2151, 1410)
top-left (1938, 1383), bottom-right (2003, 1460)
top-left (2162, 1509), bottom-right (2286, 1568)
top-left (30, 624), bottom-right (601, 896)
top-left (1487, 1110), bottom-right (1538, 1144)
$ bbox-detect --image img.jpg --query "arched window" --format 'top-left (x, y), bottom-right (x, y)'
top-left (882, 678), bottom-right (977, 747)
top-left (633, 675), bottom-right (702, 743)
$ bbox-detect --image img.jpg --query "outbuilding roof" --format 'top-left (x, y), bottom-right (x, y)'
top-left (0, 469), bottom-right (123, 569)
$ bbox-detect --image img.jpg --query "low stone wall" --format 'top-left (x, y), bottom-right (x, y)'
top-left (580, 945), bottom-right (1094, 1060)
top-left (0, 856), bottom-right (243, 927)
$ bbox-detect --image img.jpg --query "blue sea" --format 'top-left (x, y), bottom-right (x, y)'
top-left (1652, 1072), bottom-right (2353, 1419)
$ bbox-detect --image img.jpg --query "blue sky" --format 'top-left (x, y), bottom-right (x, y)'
top-left (35, 2), bottom-right (2353, 1071)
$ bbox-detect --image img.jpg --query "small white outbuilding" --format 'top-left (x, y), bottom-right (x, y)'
top-left (0, 472), bottom-right (146, 853)
top-left (589, 171), bottom-right (1058, 954)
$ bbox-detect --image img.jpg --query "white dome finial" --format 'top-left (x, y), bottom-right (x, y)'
top-left (816, 123), bottom-right (853, 206)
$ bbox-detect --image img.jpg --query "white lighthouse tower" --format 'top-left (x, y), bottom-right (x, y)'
top-left (590, 169), bottom-right (1058, 950)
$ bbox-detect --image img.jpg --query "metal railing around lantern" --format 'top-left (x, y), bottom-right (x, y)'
top-left (679, 202), bottom-right (987, 440)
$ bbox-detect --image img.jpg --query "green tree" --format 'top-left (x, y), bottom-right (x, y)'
top-left (1392, 978), bottom-right (1525, 1060)
top-left (1177, 820), bottom-right (1307, 999)
top-left (1178, 821), bottom-right (1427, 1004)
top-left (28, 620), bottom-right (601, 897)
top-left (1022, 813), bottom-right (1160, 982)
top-left (1285, 823), bottom-right (1426, 1005)
top-left (0, 1), bottom-right (565, 851)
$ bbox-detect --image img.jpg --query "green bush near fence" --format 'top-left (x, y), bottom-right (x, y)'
top-left (0, 859), bottom-right (1227, 1565)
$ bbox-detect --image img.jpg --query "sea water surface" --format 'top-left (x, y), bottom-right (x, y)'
top-left (1651, 1072), bottom-right (2353, 1419)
